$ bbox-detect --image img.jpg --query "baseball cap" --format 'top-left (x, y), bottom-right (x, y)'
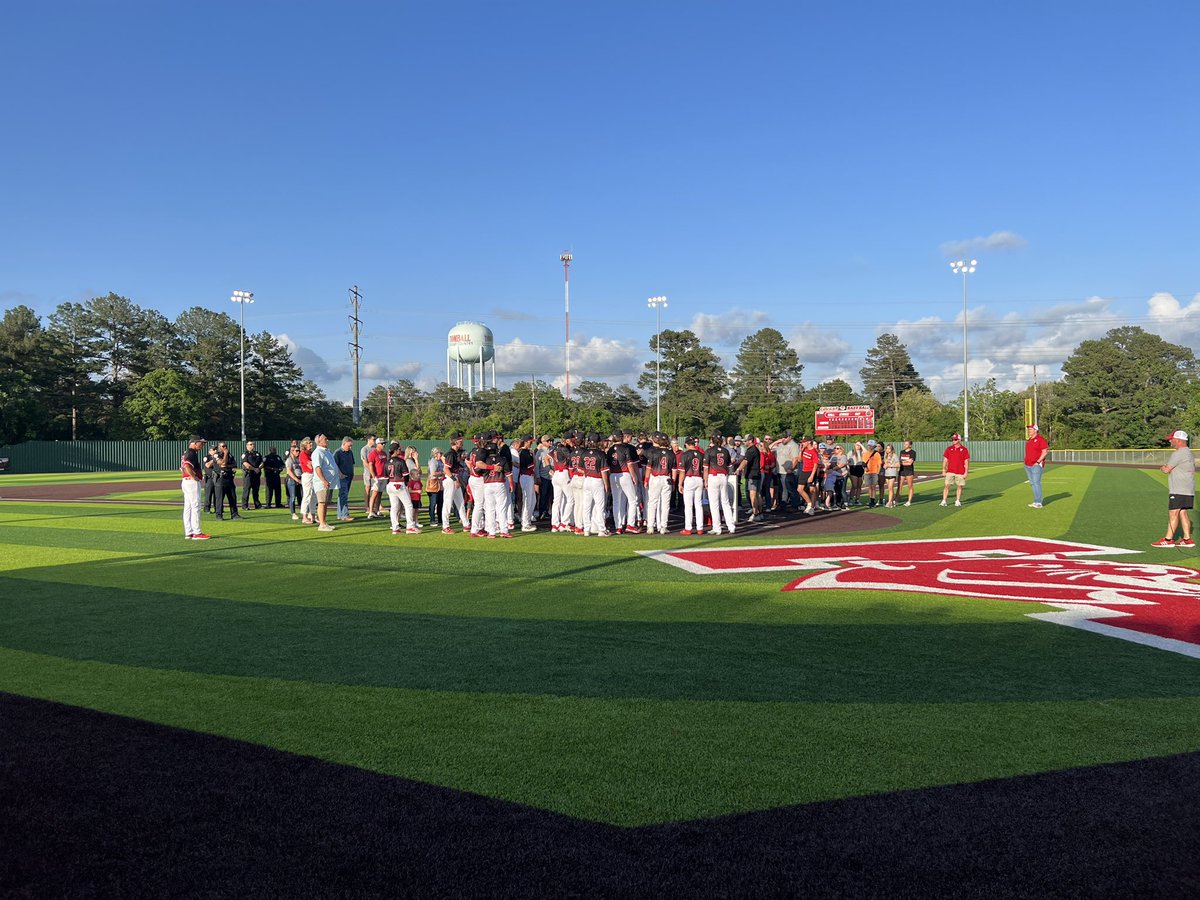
top-left (1167, 430), bottom-right (1190, 442)
top-left (389, 441), bottom-right (401, 451)
top-left (1027, 424), bottom-right (1038, 431)
top-left (449, 431), bottom-right (463, 440)
top-left (867, 439), bottom-right (877, 447)
top-left (951, 433), bottom-right (962, 441)
top-left (818, 442), bottom-right (827, 450)
top-left (188, 435), bottom-right (207, 444)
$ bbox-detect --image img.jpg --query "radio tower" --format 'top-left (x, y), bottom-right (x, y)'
top-left (560, 252), bottom-right (572, 399)
top-left (349, 285), bottom-right (362, 424)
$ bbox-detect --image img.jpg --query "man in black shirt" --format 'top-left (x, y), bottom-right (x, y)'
top-left (578, 432), bottom-right (611, 537)
top-left (441, 432), bottom-right (469, 533)
top-left (262, 446), bottom-right (284, 508)
top-left (181, 436), bottom-right (210, 540)
top-left (517, 435), bottom-right (538, 532)
top-left (215, 442), bottom-right (242, 520)
top-left (202, 446), bottom-right (220, 513)
top-left (736, 436), bottom-right (764, 523)
top-left (240, 440), bottom-right (264, 509)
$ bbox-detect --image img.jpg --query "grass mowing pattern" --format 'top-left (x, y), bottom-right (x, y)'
top-left (2, 463), bottom-right (1199, 825)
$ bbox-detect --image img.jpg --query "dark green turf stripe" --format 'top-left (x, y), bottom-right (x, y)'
top-left (3, 577), bottom-right (1199, 703)
top-left (1065, 465), bottom-right (1172, 550)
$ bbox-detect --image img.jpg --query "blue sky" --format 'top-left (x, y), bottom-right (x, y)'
top-left (3, 1), bottom-right (1198, 402)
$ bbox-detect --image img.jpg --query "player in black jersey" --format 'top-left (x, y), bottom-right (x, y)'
top-left (678, 436), bottom-right (706, 534)
top-left (703, 434), bottom-right (737, 535)
top-left (441, 432), bottom-right (469, 532)
top-left (578, 431), bottom-right (611, 536)
top-left (644, 432), bottom-right (677, 535)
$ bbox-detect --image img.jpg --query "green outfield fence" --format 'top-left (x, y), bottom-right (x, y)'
top-left (0, 438), bottom-right (1035, 474)
top-left (0, 439), bottom-right (457, 474)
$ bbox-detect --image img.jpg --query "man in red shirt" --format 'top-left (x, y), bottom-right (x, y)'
top-left (941, 434), bottom-right (970, 507)
top-left (1024, 424), bottom-right (1050, 509)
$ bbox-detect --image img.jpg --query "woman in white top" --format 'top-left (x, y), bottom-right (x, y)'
top-left (883, 444), bottom-right (900, 508)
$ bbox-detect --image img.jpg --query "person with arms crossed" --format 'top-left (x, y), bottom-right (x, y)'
top-left (240, 440), bottom-right (264, 510)
top-left (262, 446), bottom-right (284, 509)
top-left (941, 434), bottom-right (970, 507)
top-left (1154, 430), bottom-right (1195, 548)
top-left (1024, 424), bottom-right (1050, 509)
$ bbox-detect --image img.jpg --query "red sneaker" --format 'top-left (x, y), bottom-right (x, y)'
top-left (191, 533), bottom-right (212, 541)
top-left (500, 532), bottom-right (513, 539)
top-left (681, 529), bottom-right (693, 535)
top-left (1178, 539), bottom-right (1196, 548)
top-left (625, 526), bottom-right (640, 535)
top-left (1151, 538), bottom-right (1176, 547)
top-left (573, 527), bottom-right (584, 535)
top-left (442, 527), bottom-right (454, 534)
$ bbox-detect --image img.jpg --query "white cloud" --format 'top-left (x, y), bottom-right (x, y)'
top-left (940, 230), bottom-right (1028, 258)
top-left (274, 332), bottom-right (350, 382)
top-left (363, 360), bottom-right (422, 380)
top-left (787, 323), bottom-right (852, 367)
top-left (689, 307), bottom-right (771, 345)
top-left (493, 334), bottom-right (643, 389)
top-left (1146, 292), bottom-right (1200, 344)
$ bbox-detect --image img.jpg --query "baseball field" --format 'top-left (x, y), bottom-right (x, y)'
top-left (3, 462), bottom-right (1199, 895)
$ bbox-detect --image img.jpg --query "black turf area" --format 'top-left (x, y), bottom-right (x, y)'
top-left (2, 692), bottom-right (1198, 898)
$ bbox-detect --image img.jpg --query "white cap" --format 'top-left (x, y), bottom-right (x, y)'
top-left (1167, 430), bottom-right (1189, 442)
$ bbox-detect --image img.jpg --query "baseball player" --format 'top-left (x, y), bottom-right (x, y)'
top-left (678, 437), bottom-right (706, 535)
top-left (550, 433), bottom-right (575, 533)
top-left (644, 432), bottom-right (676, 535)
top-left (441, 432), bottom-right (470, 533)
top-left (181, 436), bottom-right (210, 540)
top-left (385, 442), bottom-right (419, 534)
top-left (703, 433), bottom-right (737, 535)
top-left (577, 432), bottom-right (611, 536)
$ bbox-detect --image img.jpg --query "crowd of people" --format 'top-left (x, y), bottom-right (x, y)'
top-left (178, 429), bottom-right (991, 540)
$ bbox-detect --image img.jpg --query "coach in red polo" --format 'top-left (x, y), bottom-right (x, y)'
top-left (941, 434), bottom-right (970, 507)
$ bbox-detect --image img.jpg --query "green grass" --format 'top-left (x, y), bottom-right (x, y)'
top-left (1, 463), bottom-right (1198, 826)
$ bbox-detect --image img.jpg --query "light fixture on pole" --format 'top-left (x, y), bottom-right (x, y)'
top-left (231, 290), bottom-right (254, 441)
top-left (949, 260), bottom-right (976, 441)
top-left (647, 295), bottom-right (668, 431)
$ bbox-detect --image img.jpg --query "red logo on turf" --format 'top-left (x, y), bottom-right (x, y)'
top-left (642, 537), bottom-right (1200, 657)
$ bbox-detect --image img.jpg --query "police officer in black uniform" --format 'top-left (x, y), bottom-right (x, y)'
top-left (215, 441), bottom-right (243, 519)
top-left (262, 446), bottom-right (284, 508)
top-left (203, 445), bottom-right (221, 513)
top-left (241, 440), bottom-right (264, 509)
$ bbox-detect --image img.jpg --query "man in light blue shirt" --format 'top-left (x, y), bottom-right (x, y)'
top-left (311, 433), bottom-right (340, 532)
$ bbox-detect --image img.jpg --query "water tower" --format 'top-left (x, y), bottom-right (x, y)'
top-left (447, 321), bottom-right (496, 398)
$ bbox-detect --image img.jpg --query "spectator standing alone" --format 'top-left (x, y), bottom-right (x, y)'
top-left (333, 436), bottom-right (356, 522)
top-left (941, 434), bottom-right (970, 507)
top-left (1154, 430), bottom-right (1195, 548)
top-left (1024, 425), bottom-right (1049, 509)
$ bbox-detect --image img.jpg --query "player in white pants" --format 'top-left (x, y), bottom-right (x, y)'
top-left (442, 477), bottom-right (467, 531)
top-left (706, 473), bottom-right (736, 534)
top-left (551, 467), bottom-right (573, 531)
top-left (682, 475), bottom-right (704, 533)
top-left (387, 480), bottom-right (417, 533)
top-left (646, 473), bottom-right (672, 534)
top-left (484, 480), bottom-right (510, 536)
top-left (180, 436), bottom-right (207, 539)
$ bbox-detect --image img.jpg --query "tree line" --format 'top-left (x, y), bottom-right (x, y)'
top-left (2, 295), bottom-right (1195, 448)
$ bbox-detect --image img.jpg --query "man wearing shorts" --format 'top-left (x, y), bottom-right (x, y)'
top-left (941, 434), bottom-right (969, 507)
top-left (1154, 430), bottom-right (1195, 548)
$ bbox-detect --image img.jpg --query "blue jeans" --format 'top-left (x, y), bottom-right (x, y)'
top-left (338, 475), bottom-right (353, 519)
top-left (1025, 464), bottom-right (1043, 504)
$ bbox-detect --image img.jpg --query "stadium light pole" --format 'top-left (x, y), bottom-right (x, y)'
top-left (560, 252), bottom-right (572, 400)
top-left (231, 290), bottom-right (254, 441)
top-left (647, 296), bottom-right (668, 431)
top-left (949, 260), bottom-right (976, 441)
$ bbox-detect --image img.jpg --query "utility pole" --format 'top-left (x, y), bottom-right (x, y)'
top-left (1033, 363), bottom-right (1039, 427)
top-left (560, 253), bottom-right (572, 399)
top-left (349, 285), bottom-right (362, 425)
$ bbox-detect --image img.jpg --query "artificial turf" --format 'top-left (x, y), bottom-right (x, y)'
top-left (1, 463), bottom-right (1198, 829)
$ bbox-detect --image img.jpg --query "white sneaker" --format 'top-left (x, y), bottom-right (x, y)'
top-left (954, 500), bottom-right (962, 507)
top-left (940, 501), bottom-right (948, 507)
top-left (904, 501), bottom-right (911, 507)
top-left (522, 526), bottom-right (537, 532)
top-left (711, 529), bottom-right (722, 536)
top-left (318, 524), bottom-right (336, 532)
top-left (1029, 502), bottom-right (1043, 509)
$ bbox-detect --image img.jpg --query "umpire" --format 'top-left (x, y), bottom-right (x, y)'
top-left (241, 439), bottom-right (264, 510)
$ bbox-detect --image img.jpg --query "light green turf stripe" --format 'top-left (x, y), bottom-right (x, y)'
top-left (3, 647), bottom-right (1200, 827)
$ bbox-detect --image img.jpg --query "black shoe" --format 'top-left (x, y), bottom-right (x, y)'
top-left (216, 516), bottom-right (225, 520)
top-left (231, 515), bottom-right (243, 520)
top-left (254, 505), bottom-right (262, 509)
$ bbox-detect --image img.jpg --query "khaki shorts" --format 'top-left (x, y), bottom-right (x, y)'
top-left (372, 477), bottom-right (388, 493)
top-left (944, 473), bottom-right (967, 487)
top-left (315, 487), bottom-right (331, 503)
